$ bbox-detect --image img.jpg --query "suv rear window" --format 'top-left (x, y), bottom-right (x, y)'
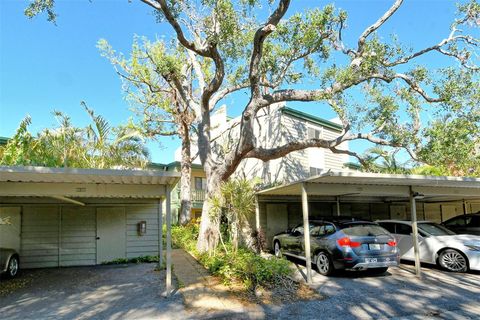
top-left (341, 224), bottom-right (390, 236)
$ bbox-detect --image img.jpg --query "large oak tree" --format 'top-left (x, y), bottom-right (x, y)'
top-left (26, 0), bottom-right (480, 252)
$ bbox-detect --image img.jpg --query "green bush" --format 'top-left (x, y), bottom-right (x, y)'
top-left (102, 255), bottom-right (159, 265)
top-left (172, 223), bottom-right (292, 290)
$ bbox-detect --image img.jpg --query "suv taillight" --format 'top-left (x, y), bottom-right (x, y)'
top-left (337, 237), bottom-right (361, 248)
top-left (387, 241), bottom-right (397, 247)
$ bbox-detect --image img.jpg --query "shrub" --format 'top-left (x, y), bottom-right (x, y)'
top-left (101, 255), bottom-right (159, 265)
top-left (172, 223), bottom-right (292, 291)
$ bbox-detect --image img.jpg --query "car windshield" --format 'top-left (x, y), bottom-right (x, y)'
top-left (341, 224), bottom-right (390, 237)
top-left (418, 223), bottom-right (456, 236)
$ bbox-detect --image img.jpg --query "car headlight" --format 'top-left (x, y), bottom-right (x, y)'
top-left (464, 244), bottom-right (480, 251)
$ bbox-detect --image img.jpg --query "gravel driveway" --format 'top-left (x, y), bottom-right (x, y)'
top-left (0, 263), bottom-right (187, 320)
top-left (263, 259), bottom-right (480, 319)
top-left (1, 261), bottom-right (479, 319)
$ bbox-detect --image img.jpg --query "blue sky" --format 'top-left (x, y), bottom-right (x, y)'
top-left (0, 0), bottom-right (463, 164)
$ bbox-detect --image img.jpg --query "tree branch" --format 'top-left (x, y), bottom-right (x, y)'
top-left (249, 0), bottom-right (291, 98)
top-left (141, 0), bottom-right (210, 56)
top-left (357, 0), bottom-right (404, 55)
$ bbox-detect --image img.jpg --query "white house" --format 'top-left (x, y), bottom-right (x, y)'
top-left (175, 103), bottom-right (350, 186)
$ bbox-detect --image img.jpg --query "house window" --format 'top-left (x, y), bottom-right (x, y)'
top-left (194, 177), bottom-right (207, 190)
top-left (310, 167), bottom-right (322, 176)
top-left (307, 127), bottom-right (322, 139)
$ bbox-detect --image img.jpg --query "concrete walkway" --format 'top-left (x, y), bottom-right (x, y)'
top-left (172, 249), bottom-right (265, 319)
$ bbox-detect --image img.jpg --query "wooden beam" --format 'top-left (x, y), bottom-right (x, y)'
top-left (301, 183), bottom-right (312, 284)
top-left (50, 195), bottom-right (85, 206)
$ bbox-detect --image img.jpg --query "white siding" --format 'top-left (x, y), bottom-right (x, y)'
top-left (13, 201), bottom-right (161, 269)
top-left (60, 207), bottom-right (96, 266)
top-left (21, 206), bottom-right (60, 269)
top-left (126, 204), bottom-right (160, 259)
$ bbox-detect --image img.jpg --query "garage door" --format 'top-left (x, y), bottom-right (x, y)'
top-left (60, 207), bottom-right (96, 267)
top-left (21, 206), bottom-right (60, 268)
top-left (21, 206), bottom-right (96, 268)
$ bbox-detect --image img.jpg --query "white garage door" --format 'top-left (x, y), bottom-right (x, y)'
top-left (60, 207), bottom-right (96, 267)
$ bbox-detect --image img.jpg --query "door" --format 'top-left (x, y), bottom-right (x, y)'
top-left (266, 204), bottom-right (288, 249)
top-left (96, 207), bottom-right (126, 264)
top-left (0, 207), bottom-right (21, 252)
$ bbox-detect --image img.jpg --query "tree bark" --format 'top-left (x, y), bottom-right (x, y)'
top-left (196, 171), bottom-right (222, 252)
top-left (179, 122), bottom-right (192, 225)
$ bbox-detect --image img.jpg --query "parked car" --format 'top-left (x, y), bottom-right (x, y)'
top-left (0, 248), bottom-right (19, 278)
top-left (377, 220), bottom-right (480, 273)
top-left (273, 218), bottom-right (399, 276)
top-left (442, 213), bottom-right (480, 236)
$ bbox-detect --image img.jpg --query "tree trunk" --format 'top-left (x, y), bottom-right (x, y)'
top-left (179, 125), bottom-right (192, 225)
top-left (196, 172), bottom-right (222, 252)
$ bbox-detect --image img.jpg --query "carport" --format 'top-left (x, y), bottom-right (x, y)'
top-left (255, 171), bottom-right (480, 283)
top-left (0, 166), bottom-right (180, 296)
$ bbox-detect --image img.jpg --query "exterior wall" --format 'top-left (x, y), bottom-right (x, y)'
top-left (259, 199), bottom-right (477, 249)
top-left (1, 199), bottom-right (161, 269)
top-left (231, 105), bottom-right (349, 185)
top-left (174, 104), bottom-right (351, 187)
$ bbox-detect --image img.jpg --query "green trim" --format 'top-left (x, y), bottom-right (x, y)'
top-left (147, 161), bottom-right (204, 171)
top-left (344, 162), bottom-right (362, 170)
top-left (0, 136), bottom-right (10, 146)
top-left (281, 107), bottom-right (343, 132)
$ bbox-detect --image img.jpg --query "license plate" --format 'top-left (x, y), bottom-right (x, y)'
top-left (365, 258), bottom-right (378, 263)
top-left (369, 244), bottom-right (381, 250)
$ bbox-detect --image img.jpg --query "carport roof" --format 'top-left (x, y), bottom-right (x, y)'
top-left (257, 171), bottom-right (480, 201)
top-left (0, 166), bottom-right (180, 185)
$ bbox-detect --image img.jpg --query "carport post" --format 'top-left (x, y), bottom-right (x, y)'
top-left (336, 196), bottom-right (341, 216)
top-left (410, 187), bottom-right (422, 278)
top-left (301, 183), bottom-right (313, 284)
top-left (255, 195), bottom-right (260, 231)
top-left (158, 198), bottom-right (163, 268)
top-left (165, 184), bottom-right (172, 297)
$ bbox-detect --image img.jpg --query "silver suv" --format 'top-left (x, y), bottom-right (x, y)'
top-left (0, 248), bottom-right (19, 278)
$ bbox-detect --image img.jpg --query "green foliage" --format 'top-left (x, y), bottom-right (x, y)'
top-left (172, 222), bottom-right (292, 290)
top-left (25, 0), bottom-right (56, 23)
top-left (419, 116), bottom-right (480, 176)
top-left (0, 106), bottom-right (149, 169)
top-left (101, 255), bottom-right (160, 265)
top-left (210, 177), bottom-right (261, 251)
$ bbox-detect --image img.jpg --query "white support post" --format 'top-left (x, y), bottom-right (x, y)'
top-left (336, 196), bottom-right (341, 216)
top-left (255, 195), bottom-right (260, 231)
top-left (410, 187), bottom-right (422, 278)
top-left (166, 185), bottom-right (172, 297)
top-left (158, 197), bottom-right (163, 268)
top-left (301, 183), bottom-right (313, 284)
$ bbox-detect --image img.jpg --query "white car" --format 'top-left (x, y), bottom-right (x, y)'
top-left (376, 220), bottom-right (480, 272)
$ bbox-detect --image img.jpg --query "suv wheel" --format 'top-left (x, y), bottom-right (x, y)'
top-left (316, 251), bottom-right (334, 276)
top-left (274, 241), bottom-right (282, 258)
top-left (7, 256), bottom-right (19, 278)
top-left (438, 249), bottom-right (468, 272)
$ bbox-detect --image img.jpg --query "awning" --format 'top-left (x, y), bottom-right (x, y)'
top-left (257, 171), bottom-right (480, 201)
top-left (0, 166), bottom-right (180, 198)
